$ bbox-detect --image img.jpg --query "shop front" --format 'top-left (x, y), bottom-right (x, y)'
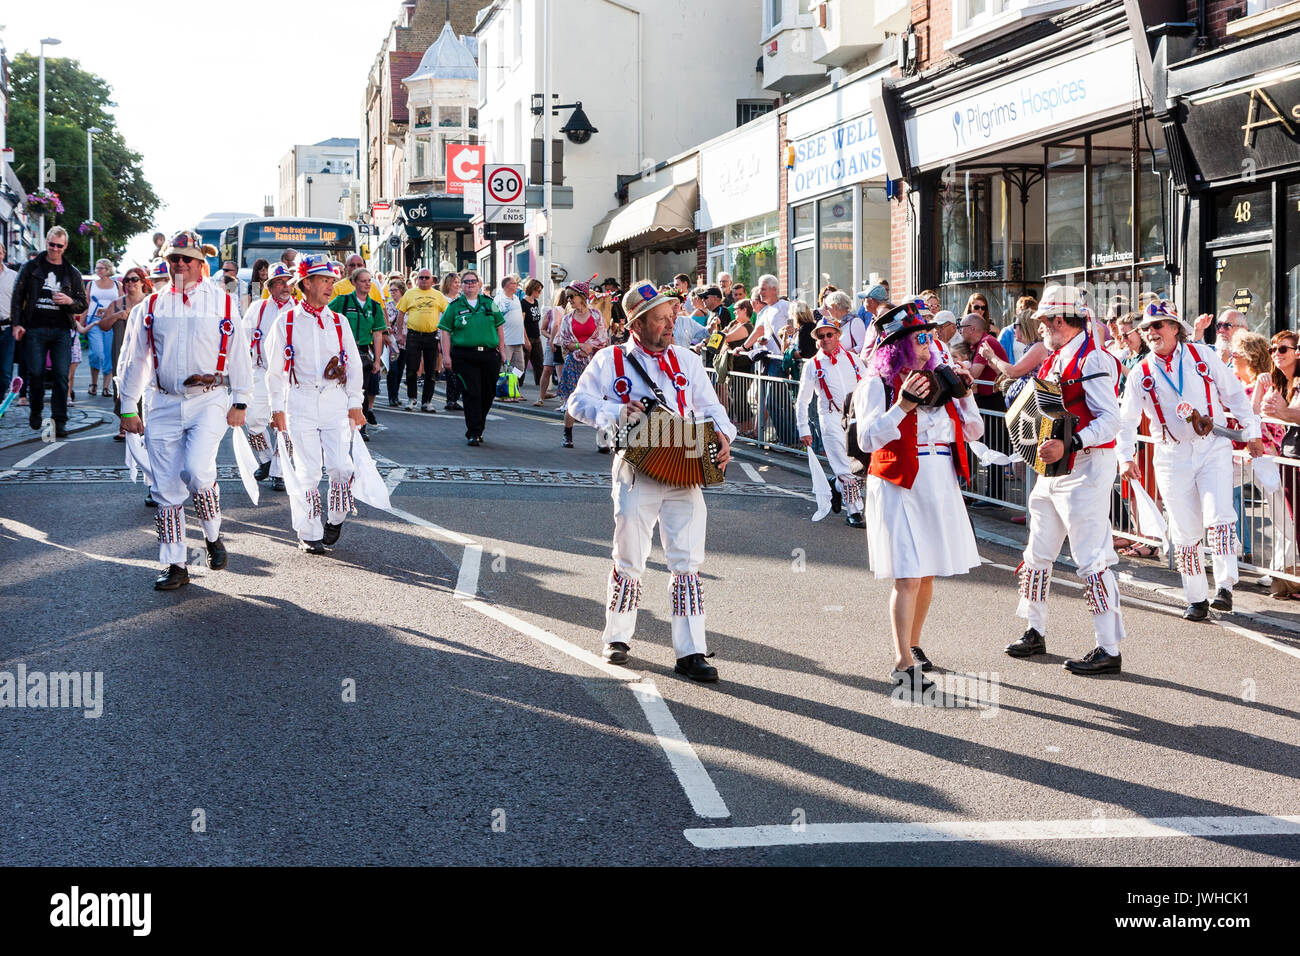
top-left (881, 3), bottom-right (1173, 327)
top-left (394, 194), bottom-right (474, 279)
top-left (1163, 22), bottom-right (1300, 335)
top-left (785, 73), bottom-right (893, 303)
top-left (699, 115), bottom-right (780, 291)
top-left (588, 157), bottom-right (699, 287)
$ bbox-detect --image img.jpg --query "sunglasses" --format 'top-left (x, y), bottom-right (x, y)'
top-left (915, 332), bottom-right (934, 344)
top-left (124, 276), bottom-right (141, 283)
top-left (166, 255), bottom-right (191, 264)
top-left (223, 269), bottom-right (236, 275)
top-left (462, 277), bottom-right (480, 284)
top-left (47, 242), bottom-right (66, 249)
top-left (971, 304), bottom-right (987, 311)
top-left (1270, 345), bottom-right (1295, 354)
top-left (814, 331), bottom-right (837, 341)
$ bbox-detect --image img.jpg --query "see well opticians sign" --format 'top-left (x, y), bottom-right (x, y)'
top-left (788, 113), bottom-right (885, 203)
top-left (907, 39), bottom-right (1137, 171)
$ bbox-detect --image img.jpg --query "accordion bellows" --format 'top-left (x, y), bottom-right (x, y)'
top-left (1007, 377), bottom-right (1078, 477)
top-left (617, 406), bottom-right (726, 487)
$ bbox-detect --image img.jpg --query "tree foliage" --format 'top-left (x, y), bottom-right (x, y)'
top-left (8, 52), bottom-right (160, 269)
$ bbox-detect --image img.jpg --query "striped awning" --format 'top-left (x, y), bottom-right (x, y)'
top-left (587, 181), bottom-right (698, 252)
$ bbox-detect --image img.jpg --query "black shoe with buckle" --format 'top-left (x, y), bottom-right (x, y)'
top-left (845, 512), bottom-right (865, 528)
top-left (1005, 628), bottom-right (1046, 658)
top-left (322, 521), bottom-right (343, 546)
top-left (1184, 600), bottom-right (1209, 621)
top-left (910, 645), bottom-right (934, 672)
top-left (603, 642), bottom-right (630, 665)
top-left (144, 492), bottom-right (157, 508)
top-left (204, 536), bottom-right (228, 570)
top-left (299, 539), bottom-right (326, 554)
top-left (1209, 588), bottom-right (1233, 612)
top-left (830, 487), bottom-right (843, 514)
top-left (1063, 646), bottom-right (1122, 675)
top-left (153, 564), bottom-right (189, 591)
top-left (272, 477), bottom-right (286, 492)
top-left (254, 460), bottom-right (272, 482)
top-left (674, 653), bottom-right (719, 683)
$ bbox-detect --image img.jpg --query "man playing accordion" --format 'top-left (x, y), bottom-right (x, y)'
top-left (1007, 285), bottom-right (1128, 675)
top-left (567, 280), bottom-right (735, 683)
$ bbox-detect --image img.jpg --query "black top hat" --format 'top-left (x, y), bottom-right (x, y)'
top-left (873, 300), bottom-right (938, 345)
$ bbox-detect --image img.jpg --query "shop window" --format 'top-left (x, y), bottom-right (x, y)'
top-left (1213, 249), bottom-right (1273, 335)
top-left (1137, 263), bottom-right (1172, 306)
top-left (728, 223), bottom-right (744, 244)
top-left (817, 191), bottom-right (854, 291)
top-left (439, 107), bottom-right (462, 128)
top-left (860, 186), bottom-right (891, 291)
top-left (1285, 180), bottom-right (1300, 329)
top-left (1090, 148), bottom-right (1133, 267)
top-left (468, 108), bottom-right (479, 130)
top-left (414, 138), bottom-right (429, 179)
top-left (793, 203), bottom-right (814, 239)
top-left (793, 245), bottom-right (815, 306)
top-left (1046, 147), bottom-right (1085, 274)
top-left (414, 108), bottom-right (432, 129)
top-left (1213, 186), bottom-right (1272, 242)
top-left (938, 173), bottom-right (991, 284)
top-left (708, 230), bottom-right (724, 249)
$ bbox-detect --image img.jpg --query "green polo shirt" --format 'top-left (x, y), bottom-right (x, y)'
top-left (329, 293), bottom-right (387, 352)
top-left (442, 294), bottom-right (505, 348)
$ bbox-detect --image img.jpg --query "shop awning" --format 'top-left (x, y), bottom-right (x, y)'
top-left (587, 181), bottom-right (698, 252)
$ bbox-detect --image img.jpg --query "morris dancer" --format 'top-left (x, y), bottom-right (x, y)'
top-left (264, 255), bottom-right (365, 553)
top-left (1006, 285), bottom-right (1127, 675)
top-left (116, 230), bottom-right (252, 590)
top-left (854, 301), bottom-right (982, 690)
top-left (1118, 302), bottom-right (1263, 619)
top-left (796, 313), bottom-right (868, 527)
top-left (567, 280), bottom-right (735, 682)
top-left (241, 262), bottom-right (295, 492)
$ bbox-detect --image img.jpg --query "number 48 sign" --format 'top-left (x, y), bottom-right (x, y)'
top-left (483, 164), bottom-right (526, 224)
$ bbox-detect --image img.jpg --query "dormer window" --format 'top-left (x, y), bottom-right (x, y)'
top-left (414, 107), bottom-right (432, 128)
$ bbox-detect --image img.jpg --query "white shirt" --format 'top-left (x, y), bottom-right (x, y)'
top-left (673, 314), bottom-right (709, 347)
top-left (0, 265), bottom-right (16, 324)
top-left (567, 339), bottom-right (737, 442)
top-left (263, 303), bottom-right (364, 413)
top-left (495, 292), bottom-right (525, 346)
top-left (1118, 341), bottom-right (1261, 460)
top-left (1040, 331), bottom-right (1122, 450)
top-left (795, 344), bottom-right (866, 438)
top-left (117, 280), bottom-right (252, 407)
top-left (242, 296), bottom-right (291, 371)
top-left (755, 299), bottom-right (790, 354)
top-left (854, 375), bottom-right (983, 452)
top-left (839, 313), bottom-right (868, 354)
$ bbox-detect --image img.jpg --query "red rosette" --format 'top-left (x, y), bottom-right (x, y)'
top-left (613, 375), bottom-right (632, 397)
top-left (1140, 374), bottom-right (1154, 392)
top-left (672, 372), bottom-right (688, 390)
top-left (219, 318), bottom-right (234, 336)
top-left (1195, 361), bottom-right (1208, 377)
top-left (283, 345), bottom-right (295, 361)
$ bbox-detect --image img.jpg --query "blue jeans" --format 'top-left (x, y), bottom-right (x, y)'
top-left (0, 326), bottom-right (14, 387)
top-left (86, 324), bottom-right (113, 375)
top-left (22, 326), bottom-right (72, 424)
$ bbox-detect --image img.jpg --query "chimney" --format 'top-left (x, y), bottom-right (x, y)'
top-left (403, 1), bottom-right (417, 27)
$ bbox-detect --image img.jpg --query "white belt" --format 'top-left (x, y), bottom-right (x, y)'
top-left (917, 441), bottom-right (952, 457)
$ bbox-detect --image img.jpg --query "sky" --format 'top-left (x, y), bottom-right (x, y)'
top-left (1, 0), bottom-right (403, 268)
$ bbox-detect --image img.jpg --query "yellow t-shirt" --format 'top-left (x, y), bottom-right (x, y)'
top-left (333, 277), bottom-right (385, 305)
top-left (397, 288), bottom-right (449, 333)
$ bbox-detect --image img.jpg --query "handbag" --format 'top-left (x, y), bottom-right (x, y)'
top-left (1282, 426), bottom-right (1300, 460)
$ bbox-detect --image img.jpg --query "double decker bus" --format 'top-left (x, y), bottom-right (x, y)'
top-left (220, 217), bottom-right (359, 276)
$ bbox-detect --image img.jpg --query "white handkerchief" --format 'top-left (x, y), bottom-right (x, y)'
top-left (968, 440), bottom-right (1019, 467)
top-left (229, 427), bottom-right (260, 506)
top-left (807, 447), bottom-right (832, 522)
top-left (1251, 456), bottom-right (1282, 496)
top-left (1128, 478), bottom-right (1168, 540)
top-left (276, 432), bottom-right (307, 531)
top-left (349, 429), bottom-right (392, 511)
top-left (125, 432), bottom-right (153, 487)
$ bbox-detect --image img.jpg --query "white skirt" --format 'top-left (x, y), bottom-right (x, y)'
top-left (865, 454), bottom-right (982, 579)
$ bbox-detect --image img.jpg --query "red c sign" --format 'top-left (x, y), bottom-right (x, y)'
top-left (447, 144), bottom-right (485, 195)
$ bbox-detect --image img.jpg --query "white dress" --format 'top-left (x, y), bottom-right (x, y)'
top-left (855, 375), bottom-right (984, 579)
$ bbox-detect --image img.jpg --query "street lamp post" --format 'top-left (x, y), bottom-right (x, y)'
top-left (37, 36), bottom-right (62, 250)
top-left (86, 126), bottom-right (102, 272)
top-left (306, 176), bottom-right (313, 217)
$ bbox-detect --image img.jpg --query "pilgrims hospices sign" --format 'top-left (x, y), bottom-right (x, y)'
top-left (1182, 74), bottom-right (1300, 183)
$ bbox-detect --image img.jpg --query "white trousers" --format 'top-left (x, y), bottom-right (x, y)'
top-left (286, 385), bottom-right (355, 541)
top-left (144, 389), bottom-right (229, 565)
top-left (1154, 437), bottom-right (1238, 603)
top-left (244, 366), bottom-right (281, 476)
top-left (820, 413), bottom-right (863, 515)
top-left (1019, 447), bottom-right (1126, 652)
top-left (604, 457), bottom-right (709, 659)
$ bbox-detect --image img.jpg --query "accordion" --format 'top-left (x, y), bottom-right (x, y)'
top-left (616, 404), bottom-right (727, 487)
top-left (1006, 377), bottom-right (1078, 477)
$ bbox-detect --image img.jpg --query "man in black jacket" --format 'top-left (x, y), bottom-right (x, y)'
top-left (10, 226), bottom-right (88, 436)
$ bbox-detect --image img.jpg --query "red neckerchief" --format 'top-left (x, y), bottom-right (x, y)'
top-left (300, 299), bottom-right (325, 327)
top-left (813, 343), bottom-right (861, 412)
top-left (635, 338), bottom-right (687, 415)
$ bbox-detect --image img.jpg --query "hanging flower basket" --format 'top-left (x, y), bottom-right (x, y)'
top-left (26, 188), bottom-right (63, 215)
top-left (78, 220), bottom-right (104, 238)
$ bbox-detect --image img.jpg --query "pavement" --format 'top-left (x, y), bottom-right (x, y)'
top-left (2, 380), bottom-right (1299, 866)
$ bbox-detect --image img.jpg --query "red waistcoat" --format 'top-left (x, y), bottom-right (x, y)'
top-left (1037, 335), bottom-right (1120, 468)
top-left (868, 377), bottom-right (971, 489)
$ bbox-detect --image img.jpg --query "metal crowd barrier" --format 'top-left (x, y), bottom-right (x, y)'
top-left (710, 365), bottom-right (1300, 584)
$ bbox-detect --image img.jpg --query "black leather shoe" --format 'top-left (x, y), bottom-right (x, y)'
top-left (1005, 628), bottom-right (1046, 658)
top-left (144, 493), bottom-right (157, 508)
top-left (363, 407), bottom-right (377, 425)
top-left (153, 564), bottom-right (189, 591)
top-left (272, 477), bottom-right (286, 492)
top-left (1184, 600), bottom-right (1209, 621)
top-left (602, 642), bottom-right (630, 665)
top-left (254, 460), bottom-right (272, 482)
top-left (360, 427), bottom-right (371, 442)
top-left (55, 424), bottom-right (69, 439)
top-left (445, 402), bottom-right (463, 411)
top-left (1210, 588), bottom-right (1233, 612)
top-left (1063, 646), bottom-right (1122, 675)
top-left (204, 536), bottom-right (228, 570)
top-left (889, 665), bottom-right (934, 693)
top-left (299, 539), bottom-right (326, 554)
top-left (910, 645), bottom-right (934, 672)
top-left (29, 410), bottom-right (40, 430)
top-left (830, 487), bottom-right (843, 514)
top-left (845, 512), bottom-right (865, 528)
top-left (674, 653), bottom-right (719, 683)
top-left (322, 521), bottom-right (343, 546)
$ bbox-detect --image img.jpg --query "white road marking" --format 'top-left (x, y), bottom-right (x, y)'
top-left (464, 600), bottom-right (638, 681)
top-left (684, 814), bottom-right (1300, 849)
top-left (765, 483), bottom-right (817, 503)
top-left (384, 504), bottom-right (477, 546)
top-left (455, 544), bottom-right (482, 599)
top-left (12, 441), bottom-right (64, 468)
top-left (738, 462), bottom-right (765, 483)
top-left (630, 681), bottom-right (730, 819)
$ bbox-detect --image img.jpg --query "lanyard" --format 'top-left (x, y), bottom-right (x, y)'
top-left (1152, 345), bottom-right (1185, 397)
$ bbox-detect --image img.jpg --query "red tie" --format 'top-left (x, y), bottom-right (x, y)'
top-left (301, 300), bottom-right (324, 327)
top-left (1163, 351), bottom-right (1176, 373)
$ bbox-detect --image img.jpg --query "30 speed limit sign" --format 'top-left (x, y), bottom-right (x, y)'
top-left (483, 163), bottom-right (526, 224)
